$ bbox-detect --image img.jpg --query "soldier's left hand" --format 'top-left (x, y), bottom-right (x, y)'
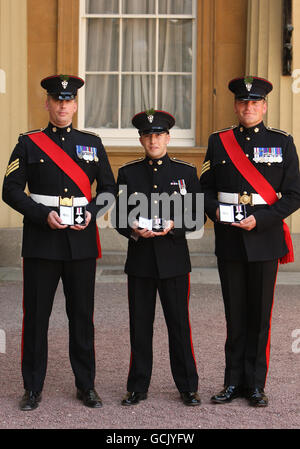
top-left (231, 214), bottom-right (256, 231)
top-left (70, 211), bottom-right (92, 231)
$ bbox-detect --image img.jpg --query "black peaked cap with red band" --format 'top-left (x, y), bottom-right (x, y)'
top-left (228, 76), bottom-right (273, 101)
top-left (41, 75), bottom-right (84, 100)
top-left (132, 109), bottom-right (175, 136)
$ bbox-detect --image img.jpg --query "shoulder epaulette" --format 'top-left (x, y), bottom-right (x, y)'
top-left (20, 128), bottom-right (46, 136)
top-left (76, 129), bottom-right (100, 137)
top-left (211, 125), bottom-right (237, 135)
top-left (266, 126), bottom-right (289, 136)
top-left (120, 157), bottom-right (145, 168)
top-left (170, 157), bottom-right (195, 168)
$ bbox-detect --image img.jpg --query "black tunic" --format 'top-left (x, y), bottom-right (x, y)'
top-left (200, 121), bottom-right (300, 261)
top-left (116, 153), bottom-right (203, 279)
top-left (2, 122), bottom-right (116, 260)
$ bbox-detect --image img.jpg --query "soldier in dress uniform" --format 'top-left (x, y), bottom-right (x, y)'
top-left (200, 76), bottom-right (300, 406)
top-left (115, 110), bottom-right (203, 406)
top-left (2, 75), bottom-right (116, 410)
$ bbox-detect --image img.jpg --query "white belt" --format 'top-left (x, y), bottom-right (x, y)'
top-left (218, 192), bottom-right (281, 206)
top-left (30, 194), bottom-right (88, 207)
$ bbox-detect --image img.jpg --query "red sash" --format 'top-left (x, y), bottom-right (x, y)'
top-left (28, 131), bottom-right (101, 259)
top-left (219, 129), bottom-right (293, 264)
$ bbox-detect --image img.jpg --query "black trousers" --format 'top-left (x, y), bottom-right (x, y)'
top-left (126, 274), bottom-right (198, 393)
top-left (22, 257), bottom-right (96, 392)
top-left (217, 258), bottom-right (279, 389)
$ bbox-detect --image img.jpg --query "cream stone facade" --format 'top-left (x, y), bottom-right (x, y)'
top-left (1, 0), bottom-right (300, 269)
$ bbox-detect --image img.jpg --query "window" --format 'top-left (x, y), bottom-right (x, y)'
top-left (79, 0), bottom-right (197, 146)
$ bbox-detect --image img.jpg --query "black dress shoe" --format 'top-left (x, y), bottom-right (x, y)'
top-left (211, 385), bottom-right (243, 404)
top-left (246, 388), bottom-right (268, 407)
top-left (20, 390), bottom-right (42, 411)
top-left (121, 392), bottom-right (147, 406)
top-left (77, 389), bottom-right (103, 408)
top-left (180, 392), bottom-right (201, 406)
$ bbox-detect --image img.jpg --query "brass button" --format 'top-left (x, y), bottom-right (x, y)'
top-left (254, 127), bottom-right (259, 133)
top-left (157, 160), bottom-right (162, 165)
top-left (240, 127), bottom-right (244, 132)
top-left (246, 137), bottom-right (251, 141)
top-left (64, 188), bottom-right (68, 193)
top-left (61, 137), bottom-right (65, 141)
top-left (154, 168), bottom-right (158, 172)
top-left (40, 159), bottom-right (44, 163)
top-left (246, 154), bottom-right (249, 158)
top-left (52, 127), bottom-right (57, 132)
top-left (222, 160), bottom-right (226, 164)
top-left (67, 127), bottom-right (71, 133)
top-left (149, 160), bottom-right (153, 165)
top-left (153, 185), bottom-right (158, 189)
top-left (267, 162), bottom-right (271, 166)
top-left (154, 200), bottom-right (158, 204)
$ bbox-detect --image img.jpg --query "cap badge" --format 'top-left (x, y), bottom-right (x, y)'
top-left (146, 108), bottom-right (155, 123)
top-left (244, 76), bottom-right (253, 92)
top-left (60, 75), bottom-right (70, 90)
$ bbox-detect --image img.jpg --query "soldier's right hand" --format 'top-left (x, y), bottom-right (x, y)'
top-left (131, 220), bottom-right (156, 238)
top-left (47, 210), bottom-right (68, 230)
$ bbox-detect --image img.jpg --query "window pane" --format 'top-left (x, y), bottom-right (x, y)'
top-left (86, 0), bottom-right (119, 14)
top-left (157, 75), bottom-right (192, 129)
top-left (159, 19), bottom-right (192, 72)
top-left (81, 1), bottom-right (196, 137)
top-left (159, 0), bottom-right (193, 14)
top-left (121, 75), bottom-right (155, 128)
top-left (86, 19), bottom-right (119, 71)
top-left (122, 19), bottom-right (155, 71)
top-left (123, 0), bottom-right (155, 14)
top-left (85, 75), bottom-right (118, 128)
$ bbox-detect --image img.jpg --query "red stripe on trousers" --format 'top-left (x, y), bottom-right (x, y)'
top-left (187, 273), bottom-right (197, 369)
top-left (265, 261), bottom-right (279, 385)
top-left (21, 259), bottom-right (25, 368)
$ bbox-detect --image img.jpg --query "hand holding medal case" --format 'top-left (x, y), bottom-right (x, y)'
top-left (59, 200), bottom-right (86, 226)
top-left (138, 217), bottom-right (167, 232)
top-left (219, 203), bottom-right (247, 223)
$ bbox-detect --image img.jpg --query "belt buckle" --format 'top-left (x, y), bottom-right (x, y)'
top-left (239, 193), bottom-right (252, 205)
top-left (59, 196), bottom-right (74, 207)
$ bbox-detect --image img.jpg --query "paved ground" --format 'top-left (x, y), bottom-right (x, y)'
top-left (0, 266), bottom-right (299, 433)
